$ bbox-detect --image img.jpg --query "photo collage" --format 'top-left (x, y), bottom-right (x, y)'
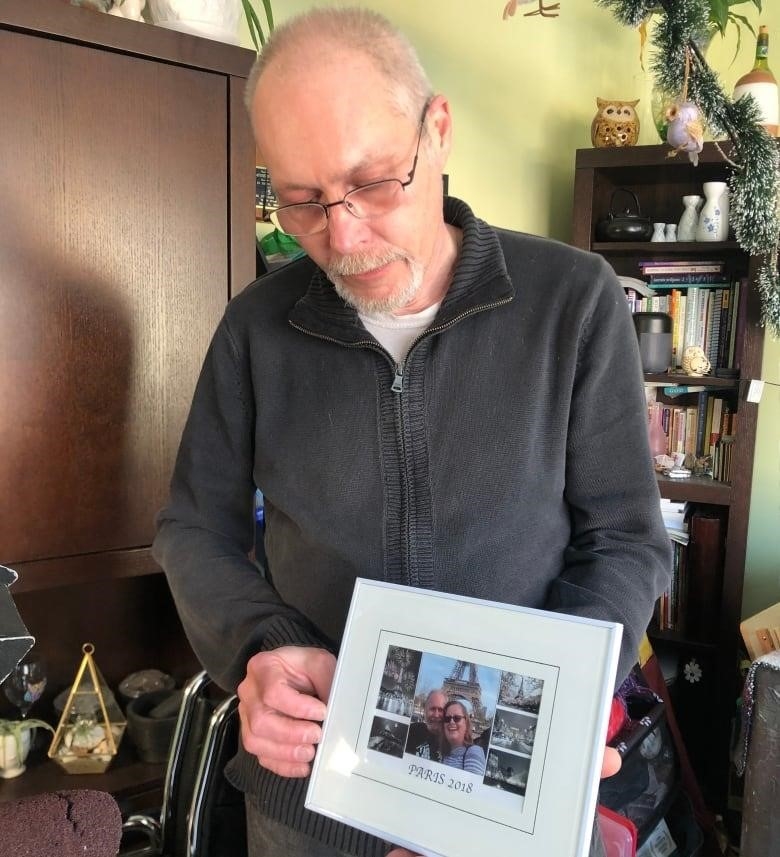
top-left (367, 645), bottom-right (546, 801)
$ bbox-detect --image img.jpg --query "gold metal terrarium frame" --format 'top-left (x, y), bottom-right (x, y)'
top-left (48, 643), bottom-right (126, 773)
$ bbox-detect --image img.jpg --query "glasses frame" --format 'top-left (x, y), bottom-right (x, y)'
top-left (443, 714), bottom-right (465, 724)
top-left (269, 98), bottom-right (432, 237)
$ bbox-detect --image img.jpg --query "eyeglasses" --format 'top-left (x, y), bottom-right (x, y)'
top-left (269, 100), bottom-right (431, 238)
top-left (443, 714), bottom-right (465, 724)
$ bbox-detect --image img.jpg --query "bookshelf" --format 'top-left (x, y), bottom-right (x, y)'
top-left (572, 143), bottom-right (766, 815)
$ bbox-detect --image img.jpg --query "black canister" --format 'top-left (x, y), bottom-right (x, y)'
top-left (632, 312), bottom-right (673, 373)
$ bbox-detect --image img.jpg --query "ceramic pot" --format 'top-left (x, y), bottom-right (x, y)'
top-left (651, 223), bottom-right (666, 243)
top-left (0, 730), bottom-right (32, 779)
top-left (696, 182), bottom-right (729, 242)
top-left (677, 195), bottom-right (703, 241)
top-left (147, 0), bottom-right (242, 45)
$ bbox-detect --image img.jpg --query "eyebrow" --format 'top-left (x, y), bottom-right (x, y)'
top-left (273, 145), bottom-right (410, 197)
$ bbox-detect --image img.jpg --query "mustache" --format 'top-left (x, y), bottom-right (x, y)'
top-left (327, 249), bottom-right (408, 278)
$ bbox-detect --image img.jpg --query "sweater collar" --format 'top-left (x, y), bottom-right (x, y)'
top-left (288, 196), bottom-right (514, 343)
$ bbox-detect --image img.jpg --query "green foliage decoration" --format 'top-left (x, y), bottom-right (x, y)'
top-left (241, 0), bottom-right (274, 52)
top-left (596, 0), bottom-right (780, 335)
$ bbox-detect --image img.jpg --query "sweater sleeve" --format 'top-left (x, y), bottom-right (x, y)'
top-left (152, 316), bottom-right (332, 692)
top-left (543, 256), bottom-right (672, 686)
top-left (463, 744), bottom-right (486, 775)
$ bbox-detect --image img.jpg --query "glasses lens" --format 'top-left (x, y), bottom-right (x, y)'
top-left (444, 715), bottom-right (464, 723)
top-left (345, 180), bottom-right (404, 218)
top-left (271, 203), bottom-right (326, 237)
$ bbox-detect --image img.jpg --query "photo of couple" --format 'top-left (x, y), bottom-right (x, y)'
top-left (369, 646), bottom-right (544, 792)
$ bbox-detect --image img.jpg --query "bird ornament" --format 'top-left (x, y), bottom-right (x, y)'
top-left (665, 101), bottom-right (704, 166)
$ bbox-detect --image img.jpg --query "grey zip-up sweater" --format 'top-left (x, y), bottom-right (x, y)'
top-left (153, 197), bottom-right (671, 855)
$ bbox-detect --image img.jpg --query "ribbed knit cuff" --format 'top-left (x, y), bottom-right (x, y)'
top-left (225, 745), bottom-right (389, 857)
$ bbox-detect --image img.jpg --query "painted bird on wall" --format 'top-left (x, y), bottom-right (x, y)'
top-left (503, 0), bottom-right (560, 19)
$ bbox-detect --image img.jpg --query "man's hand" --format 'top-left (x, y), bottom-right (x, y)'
top-left (237, 645), bottom-right (336, 778)
top-left (385, 745), bottom-right (622, 857)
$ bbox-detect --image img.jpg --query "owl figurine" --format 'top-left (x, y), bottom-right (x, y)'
top-left (590, 97), bottom-right (641, 148)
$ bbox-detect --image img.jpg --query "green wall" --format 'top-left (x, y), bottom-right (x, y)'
top-left (243, 1), bottom-right (780, 617)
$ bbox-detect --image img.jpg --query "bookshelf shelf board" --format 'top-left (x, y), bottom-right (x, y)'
top-left (592, 241), bottom-right (742, 254)
top-left (647, 628), bottom-right (718, 653)
top-left (644, 373), bottom-right (739, 390)
top-left (0, 744), bottom-right (165, 816)
top-left (657, 474), bottom-right (731, 506)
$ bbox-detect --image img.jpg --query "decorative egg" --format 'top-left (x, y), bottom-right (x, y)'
top-left (681, 345), bottom-right (711, 376)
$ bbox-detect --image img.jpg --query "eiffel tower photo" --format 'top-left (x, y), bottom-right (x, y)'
top-left (442, 660), bottom-right (486, 729)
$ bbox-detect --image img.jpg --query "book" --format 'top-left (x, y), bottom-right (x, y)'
top-left (639, 263), bottom-right (725, 275)
top-left (646, 273), bottom-right (731, 285)
top-left (682, 287), bottom-right (700, 353)
top-left (695, 391), bottom-right (709, 457)
top-left (709, 397), bottom-right (724, 455)
top-left (638, 259), bottom-right (725, 268)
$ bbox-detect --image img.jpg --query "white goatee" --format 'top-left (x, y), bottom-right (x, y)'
top-left (328, 249), bottom-right (424, 315)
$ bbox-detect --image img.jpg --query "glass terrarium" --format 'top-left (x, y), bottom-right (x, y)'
top-left (48, 643), bottom-right (126, 773)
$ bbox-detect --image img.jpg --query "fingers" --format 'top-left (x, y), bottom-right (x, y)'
top-left (386, 850), bottom-right (421, 857)
top-left (237, 646), bottom-right (336, 779)
top-left (601, 745), bottom-right (622, 778)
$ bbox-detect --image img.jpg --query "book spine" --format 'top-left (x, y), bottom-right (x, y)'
top-left (716, 286), bottom-right (732, 369)
top-left (647, 273), bottom-right (731, 285)
top-left (708, 289), bottom-right (723, 368)
top-left (640, 264), bottom-right (724, 275)
top-left (695, 391), bottom-right (709, 457)
top-left (675, 294), bottom-right (686, 367)
top-left (732, 277), bottom-right (749, 371)
top-left (682, 288), bottom-right (699, 353)
top-left (709, 396), bottom-right (724, 455)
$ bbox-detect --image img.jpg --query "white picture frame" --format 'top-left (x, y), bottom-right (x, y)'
top-left (305, 579), bottom-right (622, 857)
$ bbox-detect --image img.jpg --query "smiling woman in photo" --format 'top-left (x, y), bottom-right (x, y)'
top-left (440, 700), bottom-right (486, 775)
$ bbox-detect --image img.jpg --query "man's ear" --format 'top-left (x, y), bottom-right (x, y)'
top-left (426, 94), bottom-right (453, 167)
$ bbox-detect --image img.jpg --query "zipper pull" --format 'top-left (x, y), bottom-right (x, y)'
top-left (391, 363), bottom-right (404, 393)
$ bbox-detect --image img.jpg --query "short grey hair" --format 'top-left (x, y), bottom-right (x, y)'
top-left (244, 7), bottom-right (433, 123)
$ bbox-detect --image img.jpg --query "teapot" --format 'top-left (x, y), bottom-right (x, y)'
top-left (595, 188), bottom-right (654, 242)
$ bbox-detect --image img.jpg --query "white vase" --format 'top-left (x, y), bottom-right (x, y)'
top-left (677, 195), bottom-right (702, 241)
top-left (665, 223), bottom-right (677, 242)
top-left (147, 0), bottom-right (242, 45)
top-left (0, 730), bottom-right (32, 779)
top-left (651, 222), bottom-right (666, 242)
top-left (696, 181), bottom-right (730, 242)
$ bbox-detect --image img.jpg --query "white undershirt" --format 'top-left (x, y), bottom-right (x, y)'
top-left (359, 302), bottom-right (442, 364)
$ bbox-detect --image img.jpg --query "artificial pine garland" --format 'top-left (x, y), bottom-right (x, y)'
top-left (596, 0), bottom-right (780, 334)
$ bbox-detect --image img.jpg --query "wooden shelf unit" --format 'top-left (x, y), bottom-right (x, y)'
top-left (572, 143), bottom-right (766, 814)
top-left (0, 1), bottom-right (256, 809)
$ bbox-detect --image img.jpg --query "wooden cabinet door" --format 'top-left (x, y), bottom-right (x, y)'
top-left (0, 29), bottom-right (228, 563)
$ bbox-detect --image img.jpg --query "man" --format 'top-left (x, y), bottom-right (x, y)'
top-left (404, 690), bottom-right (447, 761)
top-left (152, 7), bottom-right (671, 857)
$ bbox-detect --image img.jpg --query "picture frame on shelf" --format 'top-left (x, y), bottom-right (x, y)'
top-left (306, 580), bottom-right (622, 857)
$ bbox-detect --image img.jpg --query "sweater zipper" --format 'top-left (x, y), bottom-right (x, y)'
top-left (290, 296), bottom-right (510, 586)
top-left (291, 296), bottom-right (513, 394)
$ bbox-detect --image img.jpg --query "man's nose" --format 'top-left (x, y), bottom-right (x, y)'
top-left (326, 203), bottom-right (370, 255)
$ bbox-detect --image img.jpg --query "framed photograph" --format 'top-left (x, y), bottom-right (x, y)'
top-left (306, 579), bottom-right (622, 857)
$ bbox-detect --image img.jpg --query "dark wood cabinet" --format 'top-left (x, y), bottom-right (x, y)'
top-left (573, 143), bottom-right (766, 814)
top-left (0, 0), bottom-right (255, 808)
